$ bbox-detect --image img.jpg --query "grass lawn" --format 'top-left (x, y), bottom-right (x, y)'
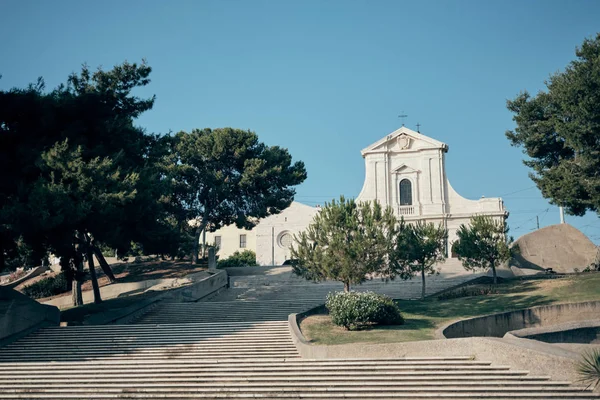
top-left (300, 273), bottom-right (600, 345)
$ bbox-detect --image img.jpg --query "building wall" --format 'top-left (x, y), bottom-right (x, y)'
top-left (356, 127), bottom-right (507, 257)
top-left (204, 224), bottom-right (257, 261)
top-left (203, 202), bottom-right (319, 266)
top-left (203, 127), bottom-right (507, 264)
top-left (256, 202), bottom-right (319, 266)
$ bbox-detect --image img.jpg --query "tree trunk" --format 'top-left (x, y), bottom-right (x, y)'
top-left (421, 265), bottom-right (426, 299)
top-left (191, 227), bottom-right (201, 264)
top-left (87, 244), bottom-right (102, 304)
top-left (201, 230), bottom-right (206, 260)
top-left (71, 255), bottom-right (84, 306)
top-left (491, 264), bottom-right (498, 285)
top-left (343, 282), bottom-right (350, 292)
top-left (91, 245), bottom-right (116, 283)
top-left (0, 234), bottom-right (4, 272)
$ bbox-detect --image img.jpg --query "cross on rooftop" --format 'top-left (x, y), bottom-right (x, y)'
top-left (398, 112), bottom-right (408, 126)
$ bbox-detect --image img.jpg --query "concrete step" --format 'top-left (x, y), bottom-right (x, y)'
top-left (0, 381), bottom-right (576, 388)
top-left (0, 357), bottom-right (503, 368)
top-left (0, 364), bottom-right (520, 372)
top-left (6, 339), bottom-right (297, 347)
top-left (0, 353), bottom-right (303, 361)
top-left (0, 363), bottom-right (514, 374)
top-left (135, 317), bottom-right (294, 323)
top-left (0, 388), bottom-right (597, 397)
top-left (35, 320), bottom-right (290, 330)
top-left (0, 384), bottom-right (593, 391)
top-left (0, 376), bottom-right (555, 383)
top-left (0, 360), bottom-right (495, 368)
top-left (22, 330), bottom-right (293, 339)
top-left (133, 301), bottom-right (320, 324)
top-left (0, 395), bottom-right (597, 399)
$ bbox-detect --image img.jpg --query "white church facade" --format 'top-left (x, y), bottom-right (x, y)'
top-left (205, 126), bottom-right (507, 265)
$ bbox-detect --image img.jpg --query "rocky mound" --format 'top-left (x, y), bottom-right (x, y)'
top-left (510, 223), bottom-right (597, 273)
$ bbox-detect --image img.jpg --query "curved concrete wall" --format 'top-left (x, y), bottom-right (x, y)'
top-left (1, 266), bottom-right (49, 289)
top-left (442, 301), bottom-right (600, 339)
top-left (0, 286), bottom-right (59, 346)
top-left (508, 319), bottom-right (600, 344)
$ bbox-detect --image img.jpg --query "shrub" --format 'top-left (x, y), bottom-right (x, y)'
top-left (8, 269), bottom-right (27, 283)
top-left (217, 250), bottom-right (258, 268)
top-left (577, 349), bottom-right (600, 390)
top-left (22, 273), bottom-right (69, 299)
top-left (437, 285), bottom-right (499, 301)
top-left (326, 291), bottom-right (404, 330)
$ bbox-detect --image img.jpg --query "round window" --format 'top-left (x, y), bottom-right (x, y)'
top-left (278, 232), bottom-right (293, 249)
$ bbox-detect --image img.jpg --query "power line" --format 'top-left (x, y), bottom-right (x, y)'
top-left (499, 186), bottom-right (537, 197)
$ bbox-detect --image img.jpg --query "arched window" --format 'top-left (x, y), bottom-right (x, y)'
top-left (399, 179), bottom-right (412, 205)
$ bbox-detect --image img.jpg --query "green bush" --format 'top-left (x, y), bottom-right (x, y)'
top-left (326, 291), bottom-right (404, 330)
top-left (217, 250), bottom-right (258, 268)
top-left (22, 273), bottom-right (69, 299)
top-left (437, 285), bottom-right (499, 301)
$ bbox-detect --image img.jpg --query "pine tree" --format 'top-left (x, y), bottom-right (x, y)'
top-left (452, 215), bottom-right (512, 284)
top-left (506, 33), bottom-right (600, 216)
top-left (167, 128), bottom-right (307, 264)
top-left (396, 221), bottom-right (447, 299)
top-left (291, 197), bottom-right (398, 291)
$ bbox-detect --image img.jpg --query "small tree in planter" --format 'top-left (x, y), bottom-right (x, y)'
top-left (452, 215), bottom-right (511, 284)
top-left (396, 221), bottom-right (447, 299)
top-left (290, 197), bottom-right (398, 292)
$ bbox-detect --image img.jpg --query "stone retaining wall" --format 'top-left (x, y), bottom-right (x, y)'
top-left (44, 269), bottom-right (225, 309)
top-left (507, 319), bottom-right (600, 344)
top-left (1, 266), bottom-right (49, 289)
top-left (0, 286), bottom-right (59, 346)
top-left (441, 301), bottom-right (600, 339)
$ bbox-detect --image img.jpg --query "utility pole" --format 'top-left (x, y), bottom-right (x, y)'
top-left (536, 215), bottom-right (540, 230)
top-left (559, 206), bottom-right (565, 224)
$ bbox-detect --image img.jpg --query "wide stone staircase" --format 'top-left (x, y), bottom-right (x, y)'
top-left (134, 300), bottom-right (323, 324)
top-left (0, 270), bottom-right (598, 399)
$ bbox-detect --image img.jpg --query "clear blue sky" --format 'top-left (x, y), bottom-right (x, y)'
top-left (2, 0), bottom-right (600, 242)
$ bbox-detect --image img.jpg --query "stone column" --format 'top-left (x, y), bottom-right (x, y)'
top-left (208, 247), bottom-right (217, 270)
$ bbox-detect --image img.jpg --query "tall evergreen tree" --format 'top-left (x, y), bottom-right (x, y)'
top-left (168, 128), bottom-right (307, 264)
top-left (506, 33), bottom-right (600, 216)
top-left (0, 61), bottom-right (179, 305)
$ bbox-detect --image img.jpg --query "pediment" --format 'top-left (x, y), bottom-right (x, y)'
top-left (361, 126), bottom-right (448, 156)
top-left (392, 164), bottom-right (420, 174)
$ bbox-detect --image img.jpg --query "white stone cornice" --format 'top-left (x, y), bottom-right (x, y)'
top-left (392, 164), bottom-right (421, 174)
top-left (361, 126), bottom-right (448, 157)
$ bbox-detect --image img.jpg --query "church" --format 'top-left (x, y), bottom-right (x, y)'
top-left (204, 126), bottom-right (507, 265)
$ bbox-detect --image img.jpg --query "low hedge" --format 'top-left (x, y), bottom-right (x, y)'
top-left (217, 250), bottom-right (258, 268)
top-left (22, 273), bottom-right (69, 299)
top-left (326, 291), bottom-right (404, 330)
